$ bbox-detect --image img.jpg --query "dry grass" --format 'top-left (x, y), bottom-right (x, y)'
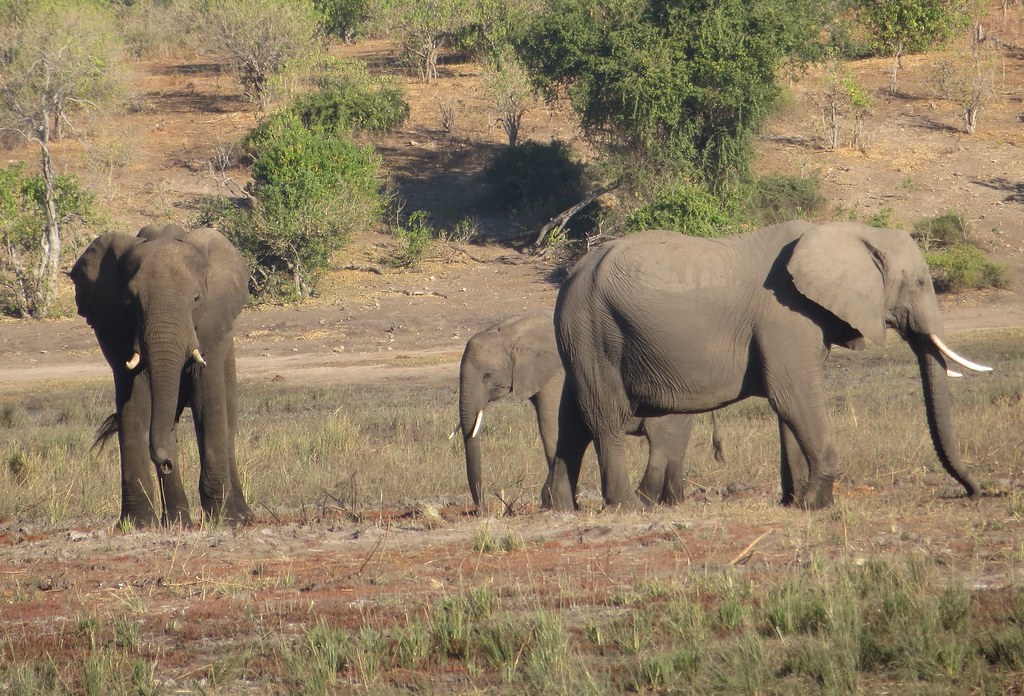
top-left (2, 328), bottom-right (1023, 693)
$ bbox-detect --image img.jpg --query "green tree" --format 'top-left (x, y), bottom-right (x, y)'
top-left (0, 0), bottom-right (125, 317)
top-left (376, 0), bottom-right (476, 82)
top-left (0, 164), bottom-right (95, 317)
top-left (854, 0), bottom-right (975, 94)
top-left (314, 0), bottom-right (369, 42)
top-left (516, 0), bottom-right (825, 195)
top-left (195, 0), bottom-right (324, 109)
top-left (222, 120), bottom-right (382, 299)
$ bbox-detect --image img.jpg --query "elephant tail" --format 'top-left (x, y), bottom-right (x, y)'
top-left (91, 413), bottom-right (120, 453)
top-left (711, 412), bottom-right (726, 465)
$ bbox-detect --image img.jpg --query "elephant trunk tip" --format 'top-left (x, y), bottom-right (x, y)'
top-left (151, 446), bottom-right (174, 475)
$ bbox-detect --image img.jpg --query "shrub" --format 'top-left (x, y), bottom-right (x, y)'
top-left (244, 74), bottom-right (408, 159)
top-left (215, 120), bottom-right (382, 300)
top-left (742, 173), bottom-right (826, 226)
top-left (912, 211), bottom-right (970, 251)
top-left (0, 164), bottom-right (97, 317)
top-left (313, 0), bottom-right (369, 41)
top-left (483, 141), bottom-right (585, 219)
top-left (626, 181), bottom-right (738, 238)
top-left (925, 243), bottom-right (1007, 293)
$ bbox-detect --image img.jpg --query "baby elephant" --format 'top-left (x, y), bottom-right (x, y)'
top-left (453, 313), bottom-right (722, 514)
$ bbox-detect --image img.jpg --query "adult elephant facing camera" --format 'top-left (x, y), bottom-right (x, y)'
top-left (71, 224), bottom-right (253, 528)
top-left (546, 221), bottom-right (991, 512)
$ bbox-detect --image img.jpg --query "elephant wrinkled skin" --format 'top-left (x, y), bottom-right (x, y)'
top-left (546, 221), bottom-right (991, 512)
top-left (71, 224), bottom-right (253, 527)
top-left (457, 313), bottom-right (722, 514)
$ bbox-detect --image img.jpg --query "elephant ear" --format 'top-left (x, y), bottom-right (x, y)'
top-left (510, 316), bottom-right (561, 399)
top-left (69, 232), bottom-right (143, 324)
top-left (185, 228), bottom-right (250, 338)
top-left (787, 223), bottom-right (887, 346)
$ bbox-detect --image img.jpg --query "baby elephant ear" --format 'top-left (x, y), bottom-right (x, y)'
top-left (787, 223), bottom-right (888, 346)
top-left (510, 317), bottom-right (561, 399)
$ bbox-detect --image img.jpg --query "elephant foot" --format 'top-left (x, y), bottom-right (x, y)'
top-left (117, 510), bottom-right (160, 530)
top-left (162, 509), bottom-right (194, 529)
top-left (635, 485), bottom-right (660, 509)
top-left (605, 491), bottom-right (644, 512)
top-left (798, 478), bottom-right (835, 510)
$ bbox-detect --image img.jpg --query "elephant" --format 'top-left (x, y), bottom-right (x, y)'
top-left (544, 221), bottom-right (992, 512)
top-left (455, 313), bottom-right (723, 514)
top-left (70, 223), bottom-right (253, 528)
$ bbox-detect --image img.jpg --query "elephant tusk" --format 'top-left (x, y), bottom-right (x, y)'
top-left (946, 369), bottom-right (963, 378)
top-left (449, 422), bottom-right (461, 440)
top-left (470, 410), bottom-right (483, 438)
top-left (191, 348), bottom-right (207, 367)
top-left (125, 352), bottom-right (141, 370)
top-left (928, 334), bottom-right (993, 373)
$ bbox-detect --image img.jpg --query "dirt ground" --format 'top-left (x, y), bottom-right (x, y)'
top-left (1, 19), bottom-right (1023, 691)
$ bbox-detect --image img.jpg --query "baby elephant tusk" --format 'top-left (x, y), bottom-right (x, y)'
top-left (125, 352), bottom-right (141, 370)
top-left (470, 410), bottom-right (483, 438)
top-left (928, 334), bottom-right (993, 373)
top-left (191, 348), bottom-right (207, 367)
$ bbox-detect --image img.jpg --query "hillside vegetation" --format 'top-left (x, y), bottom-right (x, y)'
top-left (0, 0), bottom-right (1019, 313)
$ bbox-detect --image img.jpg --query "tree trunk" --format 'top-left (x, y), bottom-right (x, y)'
top-left (35, 115), bottom-right (61, 318)
top-left (965, 107), bottom-right (978, 134)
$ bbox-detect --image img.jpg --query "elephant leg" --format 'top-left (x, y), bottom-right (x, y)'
top-left (635, 413), bottom-right (694, 506)
top-left (191, 348), bottom-right (251, 524)
top-left (778, 419), bottom-right (808, 506)
top-left (114, 371), bottom-right (162, 527)
top-left (593, 432), bottom-right (642, 511)
top-left (543, 382), bottom-right (588, 512)
top-left (530, 376), bottom-right (562, 467)
top-left (658, 414), bottom-right (694, 506)
top-left (767, 380), bottom-right (836, 510)
top-left (223, 346), bottom-right (253, 522)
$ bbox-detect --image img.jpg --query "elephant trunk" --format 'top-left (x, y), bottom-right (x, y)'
top-left (911, 333), bottom-right (982, 498)
top-left (141, 305), bottom-right (191, 476)
top-left (459, 363), bottom-right (488, 513)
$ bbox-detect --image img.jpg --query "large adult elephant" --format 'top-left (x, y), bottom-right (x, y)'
top-left (456, 313), bottom-right (722, 514)
top-left (70, 223), bottom-right (253, 527)
top-left (545, 221), bottom-right (991, 512)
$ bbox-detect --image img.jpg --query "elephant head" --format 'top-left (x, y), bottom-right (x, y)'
top-left (71, 224), bottom-right (251, 526)
top-left (785, 222), bottom-right (990, 499)
top-left (457, 315), bottom-right (562, 514)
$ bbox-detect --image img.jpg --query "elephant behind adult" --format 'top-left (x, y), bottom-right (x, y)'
top-left (71, 223), bottom-right (253, 527)
top-left (456, 313), bottom-right (723, 514)
top-left (546, 221), bottom-right (991, 512)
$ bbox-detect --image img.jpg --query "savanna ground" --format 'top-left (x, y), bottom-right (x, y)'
top-left (2, 10), bottom-right (1024, 694)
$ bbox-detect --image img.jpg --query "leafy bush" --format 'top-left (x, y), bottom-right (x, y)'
top-left (386, 211), bottom-right (478, 267)
top-left (626, 181), bottom-right (738, 238)
top-left (516, 0), bottom-right (827, 192)
top-left (925, 243), bottom-right (1007, 293)
top-left (483, 141), bottom-right (585, 218)
top-left (0, 164), bottom-right (96, 317)
top-left (912, 211), bottom-right (969, 251)
top-left (244, 66), bottom-right (409, 159)
top-left (213, 120), bottom-right (382, 300)
top-left (742, 173), bottom-right (826, 226)
top-left (313, 0), bottom-right (368, 41)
